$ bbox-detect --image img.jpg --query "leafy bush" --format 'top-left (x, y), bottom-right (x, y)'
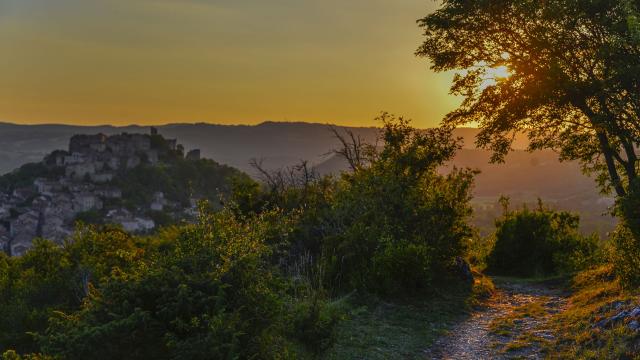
top-left (0, 241), bottom-right (75, 354)
top-left (0, 210), bottom-right (340, 359)
top-left (0, 163), bottom-right (64, 193)
top-left (466, 233), bottom-right (493, 271)
top-left (321, 114), bottom-right (476, 296)
top-left (486, 202), bottom-right (600, 277)
top-left (25, 206), bottom-right (339, 359)
top-left (610, 224), bottom-right (640, 288)
top-left (0, 227), bottom-right (143, 354)
top-left (74, 210), bottom-right (103, 225)
top-left (113, 158), bottom-right (250, 208)
top-left (290, 295), bottom-right (341, 353)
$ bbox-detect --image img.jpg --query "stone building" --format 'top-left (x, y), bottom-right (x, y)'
top-left (95, 187), bottom-right (122, 199)
top-left (34, 178), bottom-right (62, 196)
top-left (0, 128), bottom-right (203, 256)
top-left (69, 134), bottom-right (108, 154)
top-left (66, 162), bottom-right (96, 180)
top-left (10, 211), bottom-right (40, 256)
top-left (186, 149), bottom-right (201, 161)
top-left (90, 172), bottom-right (114, 184)
top-left (64, 152), bottom-right (86, 165)
top-left (150, 192), bottom-right (166, 211)
top-left (73, 193), bottom-right (103, 212)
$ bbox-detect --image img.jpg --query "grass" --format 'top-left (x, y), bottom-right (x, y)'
top-left (322, 273), bottom-right (495, 359)
top-left (491, 274), bottom-right (570, 286)
top-left (489, 302), bottom-right (547, 337)
top-left (543, 265), bottom-right (640, 359)
top-left (485, 275), bottom-right (568, 356)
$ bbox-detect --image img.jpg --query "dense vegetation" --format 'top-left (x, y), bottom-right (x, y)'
top-left (486, 201), bottom-right (600, 277)
top-left (112, 158), bottom-right (247, 208)
top-left (0, 163), bottom-right (64, 193)
top-left (418, 0), bottom-right (640, 286)
top-left (0, 210), bottom-right (327, 359)
top-left (233, 115), bottom-right (477, 297)
top-left (0, 116), bottom-right (486, 358)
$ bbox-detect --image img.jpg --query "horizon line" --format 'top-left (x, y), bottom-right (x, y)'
top-left (0, 119), bottom-right (478, 130)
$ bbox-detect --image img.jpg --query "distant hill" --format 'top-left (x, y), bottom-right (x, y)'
top-left (0, 122), bottom-right (379, 176)
top-left (0, 121), bottom-right (527, 176)
top-left (0, 121), bottom-right (617, 234)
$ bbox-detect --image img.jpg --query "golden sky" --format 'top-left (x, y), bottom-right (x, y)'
top-left (0, 0), bottom-right (459, 128)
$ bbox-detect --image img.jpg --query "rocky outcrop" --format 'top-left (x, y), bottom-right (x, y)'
top-left (592, 300), bottom-right (640, 331)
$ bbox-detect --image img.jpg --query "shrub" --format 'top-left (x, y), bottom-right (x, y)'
top-left (290, 295), bottom-right (341, 353)
top-left (322, 114), bottom-right (476, 296)
top-left (486, 203), bottom-right (600, 277)
top-left (230, 115), bottom-right (476, 297)
top-left (73, 210), bottom-right (103, 225)
top-left (36, 207), bottom-right (315, 359)
top-left (610, 224), bottom-right (640, 288)
top-left (0, 241), bottom-right (76, 354)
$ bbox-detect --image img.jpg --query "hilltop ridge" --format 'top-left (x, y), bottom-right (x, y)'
top-left (0, 127), bottom-right (247, 256)
top-left (0, 121), bottom-right (616, 235)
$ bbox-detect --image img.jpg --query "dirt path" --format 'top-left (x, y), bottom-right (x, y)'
top-left (423, 279), bottom-right (567, 360)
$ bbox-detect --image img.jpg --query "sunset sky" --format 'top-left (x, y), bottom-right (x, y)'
top-left (0, 0), bottom-right (459, 128)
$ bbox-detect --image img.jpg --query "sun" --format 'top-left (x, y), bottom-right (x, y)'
top-left (480, 65), bottom-right (512, 90)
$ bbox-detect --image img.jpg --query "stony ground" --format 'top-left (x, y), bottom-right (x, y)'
top-left (423, 278), bottom-right (568, 360)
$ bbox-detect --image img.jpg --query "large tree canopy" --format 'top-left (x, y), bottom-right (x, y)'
top-left (417, 0), bottom-right (640, 198)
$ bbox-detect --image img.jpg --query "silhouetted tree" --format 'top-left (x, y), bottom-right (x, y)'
top-left (417, 0), bottom-right (640, 283)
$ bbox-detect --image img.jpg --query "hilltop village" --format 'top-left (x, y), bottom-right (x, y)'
top-left (0, 128), bottom-right (203, 256)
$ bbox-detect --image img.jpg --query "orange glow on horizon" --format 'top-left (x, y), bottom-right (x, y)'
top-left (0, 1), bottom-right (459, 129)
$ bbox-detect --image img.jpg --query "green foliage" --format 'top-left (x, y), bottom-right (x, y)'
top-left (231, 115), bottom-right (477, 297)
top-left (610, 224), bottom-right (640, 288)
top-left (466, 233), bottom-right (494, 271)
top-left (0, 350), bottom-right (50, 360)
top-left (322, 114), bottom-right (475, 296)
top-left (0, 240), bottom-right (75, 354)
top-left (418, 0), bottom-right (640, 286)
top-left (0, 163), bottom-right (63, 193)
top-left (0, 227), bottom-right (142, 354)
top-left (147, 210), bottom-right (175, 228)
top-left (231, 161), bottom-right (338, 261)
top-left (0, 210), bottom-right (339, 358)
top-left (487, 203), bottom-right (600, 277)
top-left (0, 117), bottom-right (483, 357)
top-left (290, 295), bottom-right (341, 354)
top-left (73, 210), bottom-right (103, 225)
top-left (27, 207), bottom-right (329, 360)
top-left (113, 159), bottom-right (250, 208)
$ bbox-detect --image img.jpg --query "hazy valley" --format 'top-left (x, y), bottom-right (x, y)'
top-left (0, 121), bottom-right (616, 236)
